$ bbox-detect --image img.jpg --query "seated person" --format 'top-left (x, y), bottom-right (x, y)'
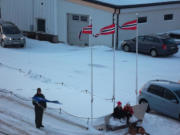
top-left (123, 102), bottom-right (134, 124)
top-left (113, 101), bottom-right (125, 119)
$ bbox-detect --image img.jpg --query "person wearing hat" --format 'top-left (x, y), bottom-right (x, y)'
top-left (113, 101), bottom-right (125, 119)
top-left (32, 88), bottom-right (47, 129)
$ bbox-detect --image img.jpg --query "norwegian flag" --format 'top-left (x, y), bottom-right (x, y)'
top-left (119, 20), bottom-right (137, 30)
top-left (79, 25), bottom-right (92, 40)
top-left (94, 24), bottom-right (115, 37)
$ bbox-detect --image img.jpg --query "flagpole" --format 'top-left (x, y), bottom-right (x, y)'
top-left (112, 15), bottom-right (116, 109)
top-left (135, 13), bottom-right (139, 104)
top-left (90, 16), bottom-right (94, 125)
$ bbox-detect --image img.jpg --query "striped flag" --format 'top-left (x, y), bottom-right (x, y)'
top-left (79, 25), bottom-right (92, 40)
top-left (119, 20), bottom-right (137, 30)
top-left (94, 24), bottom-right (115, 37)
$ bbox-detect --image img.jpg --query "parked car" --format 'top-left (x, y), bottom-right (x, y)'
top-left (138, 80), bottom-right (180, 120)
top-left (121, 34), bottom-right (178, 57)
top-left (0, 20), bottom-right (25, 48)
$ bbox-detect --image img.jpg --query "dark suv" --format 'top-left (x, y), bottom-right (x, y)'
top-left (121, 34), bottom-right (178, 57)
top-left (138, 80), bottom-right (180, 120)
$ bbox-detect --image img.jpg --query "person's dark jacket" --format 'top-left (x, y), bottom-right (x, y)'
top-left (32, 93), bottom-right (47, 110)
top-left (113, 106), bottom-right (125, 119)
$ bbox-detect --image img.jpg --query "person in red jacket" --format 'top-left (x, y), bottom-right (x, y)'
top-left (123, 103), bottom-right (134, 125)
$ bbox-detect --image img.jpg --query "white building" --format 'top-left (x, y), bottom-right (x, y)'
top-left (1, 0), bottom-right (180, 48)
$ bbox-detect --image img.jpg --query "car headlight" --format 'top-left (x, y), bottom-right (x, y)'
top-left (7, 37), bottom-right (12, 41)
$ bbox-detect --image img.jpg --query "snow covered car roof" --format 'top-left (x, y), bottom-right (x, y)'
top-left (83, 0), bottom-right (180, 9)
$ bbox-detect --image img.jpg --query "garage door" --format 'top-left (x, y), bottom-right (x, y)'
top-left (67, 14), bottom-right (89, 46)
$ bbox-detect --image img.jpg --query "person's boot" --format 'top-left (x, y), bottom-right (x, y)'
top-left (40, 125), bottom-right (44, 127)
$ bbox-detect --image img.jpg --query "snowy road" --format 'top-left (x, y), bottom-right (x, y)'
top-left (0, 92), bottom-right (98, 135)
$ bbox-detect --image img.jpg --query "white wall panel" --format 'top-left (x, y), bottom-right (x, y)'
top-left (1, 0), bottom-right (33, 31)
top-left (34, 0), bottom-right (57, 34)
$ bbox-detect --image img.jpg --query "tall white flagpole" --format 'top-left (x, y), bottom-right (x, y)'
top-left (90, 16), bottom-right (94, 125)
top-left (135, 13), bottom-right (139, 104)
top-left (112, 15), bottom-right (116, 109)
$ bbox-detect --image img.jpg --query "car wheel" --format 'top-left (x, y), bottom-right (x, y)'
top-left (150, 49), bottom-right (157, 57)
top-left (140, 100), bottom-right (150, 113)
top-left (1, 40), bottom-right (6, 48)
top-left (123, 44), bottom-right (130, 52)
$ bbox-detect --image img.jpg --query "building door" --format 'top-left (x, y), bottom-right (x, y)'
top-left (67, 14), bottom-right (89, 46)
top-left (37, 19), bottom-right (46, 32)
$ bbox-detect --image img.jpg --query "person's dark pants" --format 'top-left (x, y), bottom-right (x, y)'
top-left (35, 108), bottom-right (43, 128)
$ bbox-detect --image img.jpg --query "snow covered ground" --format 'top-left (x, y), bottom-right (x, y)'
top-left (0, 38), bottom-right (180, 135)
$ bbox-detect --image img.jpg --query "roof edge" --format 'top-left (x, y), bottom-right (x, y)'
top-left (82, 0), bottom-right (180, 9)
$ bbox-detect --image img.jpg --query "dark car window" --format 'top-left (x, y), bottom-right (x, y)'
top-left (175, 90), bottom-right (180, 99)
top-left (148, 85), bottom-right (164, 97)
top-left (163, 88), bottom-right (177, 100)
top-left (138, 36), bottom-right (144, 42)
top-left (162, 38), bottom-right (176, 44)
top-left (144, 36), bottom-right (154, 42)
top-left (2, 24), bottom-right (21, 34)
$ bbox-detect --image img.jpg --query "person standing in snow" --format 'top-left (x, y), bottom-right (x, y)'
top-left (123, 103), bottom-right (134, 125)
top-left (113, 101), bottom-right (125, 119)
top-left (32, 88), bottom-right (47, 129)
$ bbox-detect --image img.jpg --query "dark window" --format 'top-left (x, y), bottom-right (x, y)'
top-left (138, 17), bottom-right (147, 23)
top-left (144, 36), bottom-right (154, 42)
top-left (81, 16), bottom-right (88, 22)
top-left (72, 15), bottom-right (79, 21)
top-left (2, 24), bottom-right (21, 34)
top-left (162, 38), bottom-right (176, 44)
top-left (138, 36), bottom-right (145, 42)
top-left (148, 85), bottom-right (164, 97)
top-left (0, 8), bottom-right (1, 18)
top-left (164, 89), bottom-right (177, 100)
top-left (37, 19), bottom-right (45, 32)
top-left (164, 14), bottom-right (173, 21)
top-left (175, 90), bottom-right (180, 98)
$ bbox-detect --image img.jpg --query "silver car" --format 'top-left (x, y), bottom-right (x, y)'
top-left (138, 80), bottom-right (180, 120)
top-left (0, 20), bottom-right (25, 48)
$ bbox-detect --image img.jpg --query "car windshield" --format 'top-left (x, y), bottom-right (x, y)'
top-left (2, 24), bottom-right (21, 34)
top-left (163, 38), bottom-right (176, 44)
top-left (175, 90), bottom-right (180, 99)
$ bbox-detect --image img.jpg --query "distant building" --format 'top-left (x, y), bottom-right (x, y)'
top-left (1, 0), bottom-right (180, 48)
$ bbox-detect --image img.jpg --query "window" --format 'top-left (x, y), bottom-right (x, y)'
top-left (138, 17), bottom-right (147, 23)
top-left (37, 19), bottom-right (45, 32)
top-left (164, 14), bottom-right (173, 21)
top-left (72, 15), bottom-right (79, 21)
top-left (164, 89), bottom-right (177, 101)
top-left (148, 85), bottom-right (164, 97)
top-left (81, 16), bottom-right (88, 22)
top-left (138, 36), bottom-right (145, 42)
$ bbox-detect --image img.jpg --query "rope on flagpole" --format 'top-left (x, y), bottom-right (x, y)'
top-left (135, 13), bottom-right (139, 104)
top-left (112, 13), bottom-right (116, 109)
top-left (89, 16), bottom-right (94, 126)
